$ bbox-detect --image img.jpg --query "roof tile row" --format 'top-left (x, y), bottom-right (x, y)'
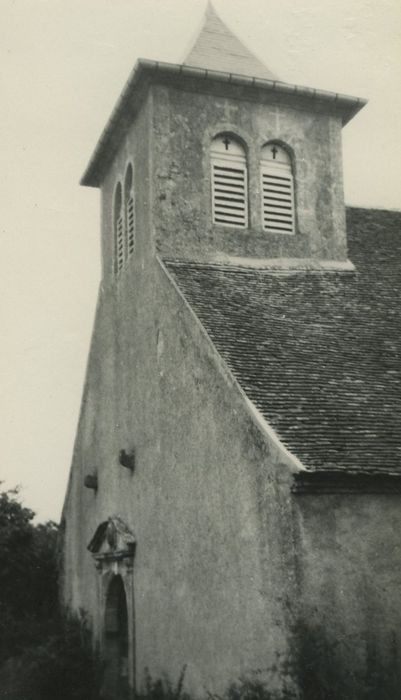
top-left (165, 208), bottom-right (401, 472)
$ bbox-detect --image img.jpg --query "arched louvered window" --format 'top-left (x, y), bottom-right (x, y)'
top-left (211, 134), bottom-right (248, 228)
top-left (114, 182), bottom-right (124, 273)
top-left (124, 164), bottom-right (135, 257)
top-left (261, 143), bottom-right (295, 234)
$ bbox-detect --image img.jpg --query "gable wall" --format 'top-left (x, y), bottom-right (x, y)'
top-left (62, 241), bottom-right (302, 694)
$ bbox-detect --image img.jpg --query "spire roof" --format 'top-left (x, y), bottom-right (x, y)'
top-left (184, 2), bottom-right (277, 80)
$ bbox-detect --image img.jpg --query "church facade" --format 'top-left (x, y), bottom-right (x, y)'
top-left (61, 6), bottom-right (401, 699)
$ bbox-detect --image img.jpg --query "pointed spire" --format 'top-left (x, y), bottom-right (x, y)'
top-left (184, 2), bottom-right (277, 81)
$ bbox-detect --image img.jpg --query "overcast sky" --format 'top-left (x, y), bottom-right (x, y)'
top-left (1, 0), bottom-right (400, 521)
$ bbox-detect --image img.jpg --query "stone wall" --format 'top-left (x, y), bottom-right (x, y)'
top-left (294, 492), bottom-right (401, 698)
top-left (62, 245), bottom-right (301, 695)
top-left (151, 79), bottom-right (347, 263)
top-left (97, 76), bottom-right (348, 280)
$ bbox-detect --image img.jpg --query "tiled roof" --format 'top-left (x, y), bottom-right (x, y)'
top-left (184, 3), bottom-right (277, 81)
top-left (165, 208), bottom-right (401, 472)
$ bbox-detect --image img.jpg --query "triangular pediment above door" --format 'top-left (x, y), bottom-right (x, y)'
top-left (87, 517), bottom-right (136, 557)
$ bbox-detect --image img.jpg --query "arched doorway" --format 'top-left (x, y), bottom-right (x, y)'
top-left (102, 575), bottom-right (129, 700)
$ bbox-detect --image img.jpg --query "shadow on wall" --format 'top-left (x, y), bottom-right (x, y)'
top-left (3, 612), bottom-right (400, 700)
top-left (295, 622), bottom-right (401, 700)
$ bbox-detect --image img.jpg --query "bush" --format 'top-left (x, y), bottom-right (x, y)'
top-left (137, 667), bottom-right (296, 700)
top-left (295, 622), bottom-right (401, 700)
top-left (137, 665), bottom-right (190, 700)
top-left (0, 486), bottom-right (102, 699)
top-left (207, 671), bottom-right (297, 700)
top-left (0, 614), bottom-right (102, 700)
top-left (0, 485), bottom-right (59, 663)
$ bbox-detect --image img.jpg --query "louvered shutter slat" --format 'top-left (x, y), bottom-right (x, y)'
top-left (215, 187), bottom-right (245, 198)
top-left (264, 185), bottom-right (291, 195)
top-left (216, 209), bottom-right (246, 220)
top-left (264, 194), bottom-right (293, 204)
top-left (263, 209), bottom-right (293, 219)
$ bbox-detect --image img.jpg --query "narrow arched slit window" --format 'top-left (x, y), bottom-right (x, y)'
top-left (114, 182), bottom-right (124, 273)
top-left (124, 164), bottom-right (135, 257)
top-left (211, 134), bottom-right (248, 228)
top-left (261, 143), bottom-right (295, 234)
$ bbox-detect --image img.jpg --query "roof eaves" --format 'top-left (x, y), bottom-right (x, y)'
top-left (292, 469), bottom-right (401, 494)
top-left (80, 59), bottom-right (367, 188)
top-left (80, 58), bottom-right (148, 187)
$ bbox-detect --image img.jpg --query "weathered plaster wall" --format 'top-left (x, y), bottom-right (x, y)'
top-left (62, 74), bottom-right (398, 699)
top-left (151, 80), bottom-right (347, 263)
top-left (294, 493), bottom-right (401, 698)
top-left (62, 247), bottom-right (302, 695)
top-left (100, 89), bottom-right (154, 282)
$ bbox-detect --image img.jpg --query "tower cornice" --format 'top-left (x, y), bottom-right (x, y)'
top-left (81, 58), bottom-right (367, 188)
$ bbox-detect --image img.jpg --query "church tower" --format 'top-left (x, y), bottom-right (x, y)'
top-left (61, 7), bottom-right (401, 700)
top-left (81, 2), bottom-right (365, 275)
